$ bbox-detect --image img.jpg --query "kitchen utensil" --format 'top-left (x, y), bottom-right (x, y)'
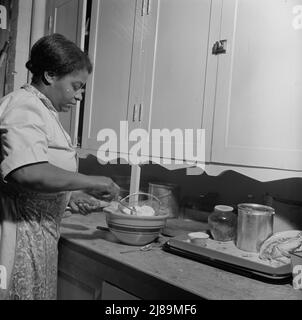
top-left (117, 199), bottom-right (137, 215)
top-left (119, 236), bottom-right (166, 253)
top-left (148, 182), bottom-right (179, 218)
top-left (236, 203), bottom-right (275, 252)
top-left (120, 243), bottom-right (154, 254)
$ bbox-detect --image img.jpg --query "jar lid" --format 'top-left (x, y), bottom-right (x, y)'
top-left (214, 205), bottom-right (234, 213)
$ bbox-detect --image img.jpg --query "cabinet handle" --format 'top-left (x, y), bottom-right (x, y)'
top-left (133, 104), bottom-right (137, 122)
top-left (147, 0), bottom-right (151, 15)
top-left (139, 104), bottom-right (143, 122)
top-left (141, 0), bottom-right (145, 16)
top-left (48, 16), bottom-right (53, 34)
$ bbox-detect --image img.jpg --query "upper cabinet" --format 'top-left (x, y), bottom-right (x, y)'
top-left (143, 0), bottom-right (211, 132)
top-left (82, 0), bottom-right (216, 161)
top-left (210, 0), bottom-right (302, 171)
top-left (78, 0), bottom-right (302, 177)
top-left (140, 0), bottom-right (215, 163)
top-left (82, 0), bottom-right (140, 154)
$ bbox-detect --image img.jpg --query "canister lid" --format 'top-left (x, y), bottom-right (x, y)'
top-left (214, 205), bottom-right (234, 213)
top-left (237, 203), bottom-right (275, 215)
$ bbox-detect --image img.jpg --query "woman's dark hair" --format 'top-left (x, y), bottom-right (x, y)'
top-left (26, 33), bottom-right (93, 84)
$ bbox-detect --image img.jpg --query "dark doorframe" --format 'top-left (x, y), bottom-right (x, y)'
top-left (0, 0), bottom-right (19, 97)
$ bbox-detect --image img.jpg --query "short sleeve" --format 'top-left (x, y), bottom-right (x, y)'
top-left (0, 98), bottom-right (49, 181)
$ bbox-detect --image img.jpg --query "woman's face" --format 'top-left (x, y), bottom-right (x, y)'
top-left (48, 69), bottom-right (89, 112)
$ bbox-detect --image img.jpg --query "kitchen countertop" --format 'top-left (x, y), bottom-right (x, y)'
top-left (59, 212), bottom-right (302, 300)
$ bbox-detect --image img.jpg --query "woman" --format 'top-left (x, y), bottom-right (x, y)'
top-left (0, 34), bottom-right (120, 300)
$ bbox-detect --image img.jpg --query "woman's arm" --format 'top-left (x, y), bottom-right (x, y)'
top-left (8, 162), bottom-right (120, 199)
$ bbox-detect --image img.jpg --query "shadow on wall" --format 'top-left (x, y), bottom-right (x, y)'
top-left (79, 154), bottom-right (302, 232)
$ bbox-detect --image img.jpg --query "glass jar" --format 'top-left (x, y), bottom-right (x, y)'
top-left (208, 205), bottom-right (237, 241)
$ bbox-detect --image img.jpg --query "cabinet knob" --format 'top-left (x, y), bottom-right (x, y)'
top-left (141, 0), bottom-right (151, 16)
top-left (147, 0), bottom-right (152, 15)
top-left (139, 104), bottom-right (143, 122)
top-left (132, 104), bottom-right (138, 122)
top-left (132, 104), bottom-right (143, 122)
top-left (48, 16), bottom-right (53, 34)
top-left (141, 0), bottom-right (145, 16)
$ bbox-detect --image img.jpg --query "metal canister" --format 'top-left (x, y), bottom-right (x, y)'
top-left (148, 183), bottom-right (179, 218)
top-left (236, 203), bottom-right (275, 252)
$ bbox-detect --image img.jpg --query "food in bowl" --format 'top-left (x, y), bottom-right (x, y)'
top-left (118, 192), bottom-right (161, 216)
top-left (121, 205), bottom-right (155, 217)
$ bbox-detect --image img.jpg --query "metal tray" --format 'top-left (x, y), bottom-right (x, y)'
top-left (163, 235), bottom-right (292, 283)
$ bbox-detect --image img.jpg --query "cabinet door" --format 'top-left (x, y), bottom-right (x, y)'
top-left (57, 271), bottom-right (97, 300)
top-left (140, 0), bottom-right (213, 163)
top-left (45, 0), bottom-right (86, 144)
top-left (101, 281), bottom-right (140, 300)
top-left (211, 0), bottom-right (302, 171)
top-left (82, 0), bottom-right (144, 154)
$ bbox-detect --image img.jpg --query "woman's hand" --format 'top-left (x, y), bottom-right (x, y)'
top-left (66, 176), bottom-right (120, 215)
top-left (86, 176), bottom-right (120, 201)
top-left (68, 190), bottom-right (110, 215)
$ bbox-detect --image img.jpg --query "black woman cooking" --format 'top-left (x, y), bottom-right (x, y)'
top-left (0, 34), bottom-right (120, 300)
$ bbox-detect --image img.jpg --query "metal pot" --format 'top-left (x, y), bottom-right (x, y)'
top-left (236, 203), bottom-right (275, 252)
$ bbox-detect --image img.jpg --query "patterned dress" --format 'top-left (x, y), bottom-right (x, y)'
top-left (1, 186), bottom-right (68, 300)
top-left (0, 85), bottom-right (77, 300)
